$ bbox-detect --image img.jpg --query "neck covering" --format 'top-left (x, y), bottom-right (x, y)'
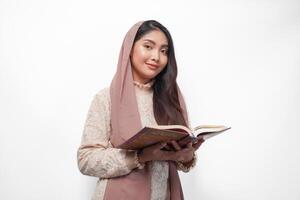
top-left (104, 21), bottom-right (188, 200)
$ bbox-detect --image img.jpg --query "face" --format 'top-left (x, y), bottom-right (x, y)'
top-left (130, 30), bottom-right (169, 84)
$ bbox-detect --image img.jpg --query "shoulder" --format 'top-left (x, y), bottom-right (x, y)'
top-left (91, 87), bottom-right (111, 111)
top-left (95, 87), bottom-right (110, 101)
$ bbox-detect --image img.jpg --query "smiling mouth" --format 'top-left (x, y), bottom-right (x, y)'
top-left (146, 63), bottom-right (159, 69)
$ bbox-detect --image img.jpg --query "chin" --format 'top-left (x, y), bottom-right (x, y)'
top-left (144, 72), bottom-right (160, 80)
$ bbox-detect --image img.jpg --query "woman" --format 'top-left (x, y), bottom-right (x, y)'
top-left (77, 20), bottom-right (204, 200)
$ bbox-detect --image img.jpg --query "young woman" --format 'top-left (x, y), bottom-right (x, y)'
top-left (77, 20), bottom-right (204, 200)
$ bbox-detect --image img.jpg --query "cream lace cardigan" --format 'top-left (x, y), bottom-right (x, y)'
top-left (77, 81), bottom-right (196, 200)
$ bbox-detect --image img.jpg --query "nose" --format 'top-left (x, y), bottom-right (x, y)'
top-left (150, 50), bottom-right (160, 62)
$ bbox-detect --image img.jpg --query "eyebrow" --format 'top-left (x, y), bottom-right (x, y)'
top-left (142, 39), bottom-right (169, 48)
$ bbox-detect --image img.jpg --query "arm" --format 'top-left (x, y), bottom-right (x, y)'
top-left (175, 154), bottom-right (197, 172)
top-left (77, 89), bottom-right (141, 179)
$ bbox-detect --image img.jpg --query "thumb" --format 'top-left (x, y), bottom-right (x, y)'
top-left (151, 142), bottom-right (167, 150)
top-left (193, 140), bottom-right (203, 150)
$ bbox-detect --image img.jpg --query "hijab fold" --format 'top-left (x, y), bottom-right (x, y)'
top-left (104, 21), bottom-right (187, 200)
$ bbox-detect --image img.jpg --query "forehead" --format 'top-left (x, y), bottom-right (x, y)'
top-left (138, 30), bottom-right (168, 46)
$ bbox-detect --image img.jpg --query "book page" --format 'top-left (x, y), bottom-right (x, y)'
top-left (196, 127), bottom-right (231, 140)
top-left (146, 125), bottom-right (191, 134)
top-left (202, 132), bottom-right (222, 140)
top-left (194, 125), bottom-right (230, 135)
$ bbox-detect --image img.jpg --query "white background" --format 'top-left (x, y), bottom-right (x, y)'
top-left (1, 0), bottom-right (300, 199)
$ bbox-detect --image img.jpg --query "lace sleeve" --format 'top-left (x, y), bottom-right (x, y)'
top-left (175, 153), bottom-right (197, 172)
top-left (77, 89), bottom-right (140, 178)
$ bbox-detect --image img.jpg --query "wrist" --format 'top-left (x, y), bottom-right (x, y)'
top-left (176, 153), bottom-right (197, 172)
top-left (181, 159), bottom-right (193, 166)
top-left (182, 153), bottom-right (196, 165)
top-left (135, 150), bottom-right (145, 169)
top-left (137, 149), bottom-right (147, 164)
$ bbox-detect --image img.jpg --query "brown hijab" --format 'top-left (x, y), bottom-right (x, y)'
top-left (104, 21), bottom-right (188, 200)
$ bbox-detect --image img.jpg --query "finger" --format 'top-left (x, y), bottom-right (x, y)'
top-left (196, 138), bottom-right (204, 144)
top-left (171, 140), bottom-right (181, 151)
top-left (193, 140), bottom-right (203, 150)
top-left (163, 144), bottom-right (172, 151)
top-left (159, 142), bottom-right (167, 149)
top-left (149, 142), bottom-right (167, 150)
top-left (162, 150), bottom-right (177, 161)
top-left (198, 138), bottom-right (205, 143)
top-left (180, 142), bottom-right (192, 149)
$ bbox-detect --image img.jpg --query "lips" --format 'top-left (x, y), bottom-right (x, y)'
top-left (146, 63), bottom-right (159, 69)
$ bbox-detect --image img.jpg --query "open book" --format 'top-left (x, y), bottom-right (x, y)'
top-left (117, 124), bottom-right (231, 150)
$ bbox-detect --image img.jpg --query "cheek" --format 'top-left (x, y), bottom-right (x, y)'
top-left (134, 46), bottom-right (148, 61)
top-left (131, 50), bottom-right (145, 69)
top-left (161, 57), bottom-right (168, 68)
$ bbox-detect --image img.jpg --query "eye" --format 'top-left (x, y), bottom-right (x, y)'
top-left (161, 49), bottom-right (168, 55)
top-left (144, 44), bottom-right (152, 50)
